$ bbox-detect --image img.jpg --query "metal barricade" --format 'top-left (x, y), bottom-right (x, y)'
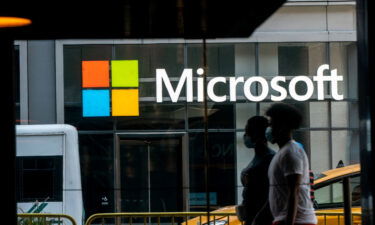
top-left (85, 211), bottom-right (362, 225)
top-left (18, 213), bottom-right (77, 225)
top-left (85, 212), bottom-right (241, 225)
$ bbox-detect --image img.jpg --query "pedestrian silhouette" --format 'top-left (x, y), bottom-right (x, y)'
top-left (236, 116), bottom-right (275, 225)
top-left (258, 103), bottom-right (317, 225)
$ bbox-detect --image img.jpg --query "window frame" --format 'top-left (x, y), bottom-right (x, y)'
top-left (313, 172), bottom-right (360, 209)
top-left (16, 156), bottom-right (63, 202)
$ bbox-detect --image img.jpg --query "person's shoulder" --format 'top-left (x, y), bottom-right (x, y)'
top-left (279, 141), bottom-right (304, 159)
top-left (266, 148), bottom-right (276, 157)
top-left (286, 141), bottom-right (307, 159)
top-left (263, 148), bottom-right (276, 163)
top-left (287, 140), bottom-right (302, 151)
top-left (292, 140), bottom-right (307, 154)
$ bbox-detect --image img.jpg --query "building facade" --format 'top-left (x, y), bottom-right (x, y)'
top-left (15, 1), bottom-right (359, 219)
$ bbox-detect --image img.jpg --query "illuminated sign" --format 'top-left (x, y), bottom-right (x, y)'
top-left (82, 60), bottom-right (139, 117)
top-left (81, 62), bottom-right (343, 117)
top-left (156, 64), bottom-right (343, 103)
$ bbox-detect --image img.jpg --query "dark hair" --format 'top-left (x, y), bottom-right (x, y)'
top-left (245, 116), bottom-right (269, 139)
top-left (265, 103), bottom-right (302, 130)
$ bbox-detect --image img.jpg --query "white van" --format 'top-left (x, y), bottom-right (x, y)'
top-left (16, 124), bottom-right (83, 225)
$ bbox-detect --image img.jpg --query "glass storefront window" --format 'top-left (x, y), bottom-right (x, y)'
top-left (114, 44), bottom-right (185, 78)
top-left (187, 43), bottom-right (235, 76)
top-left (116, 103), bottom-right (186, 130)
top-left (309, 102), bottom-right (329, 128)
top-left (188, 103), bottom-right (235, 129)
top-left (14, 45), bottom-right (21, 123)
top-left (235, 103), bottom-right (257, 129)
top-left (310, 131), bottom-right (330, 174)
top-left (13, 0), bottom-right (366, 221)
top-left (79, 134), bottom-right (114, 216)
top-left (330, 42), bottom-right (358, 99)
top-left (189, 132), bottom-right (235, 210)
top-left (259, 43), bottom-right (327, 77)
top-left (60, 41), bottom-right (359, 215)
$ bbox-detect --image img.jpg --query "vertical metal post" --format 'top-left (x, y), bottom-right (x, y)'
top-left (146, 141), bottom-right (151, 225)
top-left (0, 31), bottom-right (17, 225)
top-left (343, 177), bottom-right (352, 225)
top-left (356, 0), bottom-right (375, 225)
top-left (200, 0), bottom-right (210, 220)
top-left (114, 135), bottom-right (121, 225)
top-left (202, 37), bottom-right (210, 221)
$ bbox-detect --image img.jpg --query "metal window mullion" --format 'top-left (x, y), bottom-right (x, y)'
top-left (148, 143), bottom-right (151, 213)
top-left (55, 40), bottom-right (65, 124)
top-left (16, 41), bottom-right (29, 125)
top-left (184, 43), bottom-right (189, 133)
top-left (328, 100), bottom-right (334, 203)
top-left (255, 43), bottom-right (260, 116)
top-left (325, 41), bottom-right (335, 203)
top-left (114, 134), bottom-right (122, 213)
top-left (183, 42), bottom-right (190, 211)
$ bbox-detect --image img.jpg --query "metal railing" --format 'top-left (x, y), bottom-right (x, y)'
top-left (85, 212), bottom-right (363, 225)
top-left (17, 211), bottom-right (362, 225)
top-left (315, 212), bottom-right (362, 225)
top-left (85, 212), bottom-right (241, 225)
top-left (17, 213), bottom-right (77, 225)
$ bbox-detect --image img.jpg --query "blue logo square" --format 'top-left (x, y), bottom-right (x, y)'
top-left (82, 90), bottom-right (110, 117)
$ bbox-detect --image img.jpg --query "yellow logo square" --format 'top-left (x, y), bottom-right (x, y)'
top-left (111, 89), bottom-right (139, 116)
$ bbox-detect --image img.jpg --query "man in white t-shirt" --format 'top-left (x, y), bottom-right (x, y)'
top-left (264, 103), bottom-right (317, 225)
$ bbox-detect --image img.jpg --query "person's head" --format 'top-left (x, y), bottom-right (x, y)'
top-left (265, 103), bottom-right (302, 144)
top-left (352, 185), bottom-right (361, 202)
top-left (243, 116), bottom-right (269, 148)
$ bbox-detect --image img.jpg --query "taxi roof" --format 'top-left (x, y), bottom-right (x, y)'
top-left (315, 164), bottom-right (360, 185)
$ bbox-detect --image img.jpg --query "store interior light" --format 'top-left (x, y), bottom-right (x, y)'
top-left (0, 17), bottom-right (31, 28)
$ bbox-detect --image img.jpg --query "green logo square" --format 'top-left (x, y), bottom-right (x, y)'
top-left (111, 60), bottom-right (139, 87)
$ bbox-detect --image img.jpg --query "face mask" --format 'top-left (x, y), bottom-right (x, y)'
top-left (265, 127), bottom-right (274, 143)
top-left (243, 135), bottom-right (255, 148)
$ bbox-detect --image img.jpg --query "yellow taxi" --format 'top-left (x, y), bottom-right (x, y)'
top-left (186, 164), bottom-right (361, 225)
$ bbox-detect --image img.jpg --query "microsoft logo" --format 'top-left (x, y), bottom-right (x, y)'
top-left (82, 60), bottom-right (139, 117)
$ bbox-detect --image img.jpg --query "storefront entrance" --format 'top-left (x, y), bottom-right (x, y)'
top-left (114, 133), bottom-right (188, 213)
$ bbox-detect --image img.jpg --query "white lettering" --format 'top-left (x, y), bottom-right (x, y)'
top-left (207, 77), bottom-right (227, 102)
top-left (313, 64), bottom-right (331, 100)
top-left (197, 71), bottom-right (204, 102)
top-left (270, 76), bottom-right (287, 101)
top-left (156, 69), bottom-right (193, 103)
top-left (244, 77), bottom-right (269, 102)
top-left (155, 65), bottom-right (344, 103)
top-left (289, 76), bottom-right (314, 101)
top-left (229, 77), bottom-right (244, 102)
top-left (330, 69), bottom-right (344, 100)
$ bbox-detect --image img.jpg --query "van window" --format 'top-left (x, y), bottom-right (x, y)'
top-left (16, 156), bottom-right (63, 202)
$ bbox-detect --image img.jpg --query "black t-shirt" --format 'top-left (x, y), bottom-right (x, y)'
top-left (241, 148), bottom-right (275, 223)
